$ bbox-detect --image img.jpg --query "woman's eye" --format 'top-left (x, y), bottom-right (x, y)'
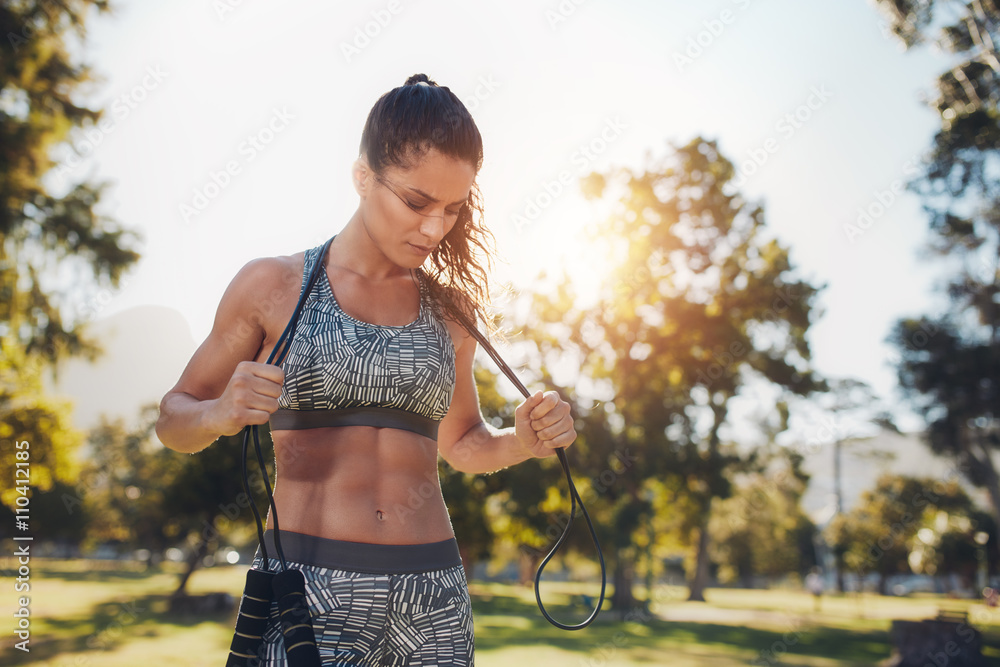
top-left (406, 201), bottom-right (426, 211)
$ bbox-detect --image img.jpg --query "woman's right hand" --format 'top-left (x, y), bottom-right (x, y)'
top-left (209, 360), bottom-right (286, 436)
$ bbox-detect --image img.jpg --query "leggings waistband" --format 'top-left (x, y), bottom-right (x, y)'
top-left (254, 529), bottom-right (462, 574)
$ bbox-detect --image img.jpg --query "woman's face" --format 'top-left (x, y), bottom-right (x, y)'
top-left (357, 147), bottom-right (476, 270)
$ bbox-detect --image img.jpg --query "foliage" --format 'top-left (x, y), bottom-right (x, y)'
top-left (875, 0), bottom-right (1000, 543)
top-left (825, 474), bottom-right (986, 593)
top-left (506, 137), bottom-right (825, 604)
top-left (709, 452), bottom-right (816, 586)
top-left (1, 0), bottom-right (139, 363)
top-left (0, 1), bottom-right (139, 509)
top-left (76, 403), bottom-right (273, 593)
top-left (0, 336), bottom-right (80, 513)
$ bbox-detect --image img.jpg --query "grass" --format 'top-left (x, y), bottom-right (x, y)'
top-left (3, 558), bottom-right (1000, 666)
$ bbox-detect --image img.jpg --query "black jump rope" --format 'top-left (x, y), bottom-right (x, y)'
top-left (226, 236), bottom-right (606, 666)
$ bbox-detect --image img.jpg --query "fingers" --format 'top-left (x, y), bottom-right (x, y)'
top-left (515, 390), bottom-right (544, 422)
top-left (234, 361), bottom-right (284, 398)
top-left (528, 390), bottom-right (558, 420)
top-left (515, 390), bottom-right (577, 456)
top-left (238, 360), bottom-right (285, 388)
top-left (218, 362), bottom-right (286, 431)
top-left (529, 391), bottom-right (575, 449)
top-left (530, 392), bottom-right (568, 429)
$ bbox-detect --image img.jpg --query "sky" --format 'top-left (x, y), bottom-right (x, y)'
top-left (50, 0), bottom-right (955, 437)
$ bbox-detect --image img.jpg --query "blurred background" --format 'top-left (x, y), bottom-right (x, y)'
top-left (3, 0), bottom-right (1000, 664)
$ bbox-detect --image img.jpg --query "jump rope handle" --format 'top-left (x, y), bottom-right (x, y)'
top-left (226, 568), bottom-right (276, 667)
top-left (272, 570), bottom-right (322, 666)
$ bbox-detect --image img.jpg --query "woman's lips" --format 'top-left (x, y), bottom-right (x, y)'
top-left (409, 242), bottom-right (433, 253)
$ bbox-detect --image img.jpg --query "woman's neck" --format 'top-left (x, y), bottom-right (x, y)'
top-left (328, 212), bottom-right (411, 282)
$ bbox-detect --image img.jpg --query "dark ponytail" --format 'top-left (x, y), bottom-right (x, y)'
top-left (404, 73), bottom-right (432, 86)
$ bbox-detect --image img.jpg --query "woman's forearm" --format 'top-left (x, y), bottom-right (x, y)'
top-left (155, 392), bottom-right (224, 454)
top-left (445, 421), bottom-right (535, 474)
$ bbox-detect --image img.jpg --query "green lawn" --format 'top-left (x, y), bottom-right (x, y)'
top-left (3, 558), bottom-right (1000, 666)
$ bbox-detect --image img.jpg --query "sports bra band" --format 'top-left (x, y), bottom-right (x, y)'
top-left (269, 407), bottom-right (439, 440)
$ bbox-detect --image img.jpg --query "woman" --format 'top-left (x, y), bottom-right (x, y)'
top-left (155, 73), bottom-right (577, 666)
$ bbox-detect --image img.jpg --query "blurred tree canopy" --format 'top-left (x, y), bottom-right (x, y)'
top-left (503, 137), bottom-right (824, 606)
top-left (0, 1), bottom-right (138, 505)
top-left (709, 450), bottom-right (816, 587)
top-left (77, 403), bottom-right (275, 596)
top-left (874, 0), bottom-right (1000, 549)
top-left (825, 474), bottom-right (989, 594)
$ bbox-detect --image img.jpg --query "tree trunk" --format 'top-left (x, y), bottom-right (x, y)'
top-left (172, 535), bottom-right (209, 598)
top-left (835, 550), bottom-right (846, 593)
top-left (688, 522), bottom-right (711, 601)
top-left (687, 404), bottom-right (726, 602)
top-left (972, 439), bottom-right (1000, 562)
top-left (518, 545), bottom-right (542, 586)
top-left (458, 544), bottom-right (476, 583)
top-left (611, 550), bottom-right (637, 612)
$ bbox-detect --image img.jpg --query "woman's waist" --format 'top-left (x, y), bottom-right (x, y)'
top-left (254, 528), bottom-right (462, 574)
top-left (268, 471), bottom-right (453, 545)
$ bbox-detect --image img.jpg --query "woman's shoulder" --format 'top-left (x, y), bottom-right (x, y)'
top-left (231, 251), bottom-right (306, 292)
top-left (210, 252), bottom-right (308, 326)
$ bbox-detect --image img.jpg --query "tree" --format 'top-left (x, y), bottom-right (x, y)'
top-left (0, 337), bottom-right (80, 515)
top-left (79, 404), bottom-right (273, 596)
top-left (709, 451), bottom-right (816, 587)
top-left (826, 473), bottom-right (985, 594)
top-left (0, 0), bottom-right (139, 505)
top-left (873, 0), bottom-right (1000, 556)
top-left (511, 137), bottom-right (824, 605)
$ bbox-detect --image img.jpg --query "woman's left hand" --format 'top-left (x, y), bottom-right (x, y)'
top-left (514, 390), bottom-right (576, 458)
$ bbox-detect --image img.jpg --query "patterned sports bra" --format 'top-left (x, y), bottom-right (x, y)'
top-left (269, 240), bottom-right (456, 440)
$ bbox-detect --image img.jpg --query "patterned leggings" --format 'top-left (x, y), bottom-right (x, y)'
top-left (245, 530), bottom-right (474, 666)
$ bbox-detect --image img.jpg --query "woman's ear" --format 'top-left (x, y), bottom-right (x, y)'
top-left (352, 156), bottom-right (373, 198)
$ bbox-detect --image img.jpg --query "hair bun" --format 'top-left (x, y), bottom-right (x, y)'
top-left (405, 73), bottom-right (436, 86)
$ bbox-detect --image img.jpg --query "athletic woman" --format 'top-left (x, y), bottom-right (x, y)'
top-left (155, 73), bottom-right (577, 666)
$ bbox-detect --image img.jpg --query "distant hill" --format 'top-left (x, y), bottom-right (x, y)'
top-left (44, 305), bottom-right (198, 433)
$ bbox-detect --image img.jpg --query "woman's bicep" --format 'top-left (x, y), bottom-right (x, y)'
top-left (166, 257), bottom-right (294, 402)
top-left (437, 331), bottom-right (486, 462)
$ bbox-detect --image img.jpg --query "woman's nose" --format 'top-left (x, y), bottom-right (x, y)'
top-left (419, 213), bottom-right (447, 241)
